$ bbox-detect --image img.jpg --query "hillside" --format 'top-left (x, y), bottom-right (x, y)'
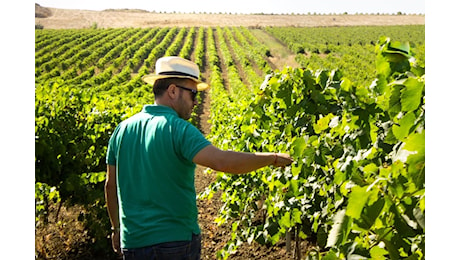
top-left (35, 5), bottom-right (425, 29)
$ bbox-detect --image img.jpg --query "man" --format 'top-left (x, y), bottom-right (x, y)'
top-left (105, 56), bottom-right (293, 259)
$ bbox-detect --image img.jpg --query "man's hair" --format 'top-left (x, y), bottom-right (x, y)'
top-left (153, 77), bottom-right (190, 97)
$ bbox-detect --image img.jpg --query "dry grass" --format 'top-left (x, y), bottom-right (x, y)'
top-left (35, 7), bottom-right (424, 29)
top-left (35, 4), bottom-right (52, 18)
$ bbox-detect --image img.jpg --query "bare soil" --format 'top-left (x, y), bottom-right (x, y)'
top-left (35, 7), bottom-right (424, 29)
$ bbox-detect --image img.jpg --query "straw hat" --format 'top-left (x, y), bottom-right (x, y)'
top-left (142, 56), bottom-right (209, 91)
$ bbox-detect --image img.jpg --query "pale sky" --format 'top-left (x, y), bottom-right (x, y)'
top-left (36, 0), bottom-right (425, 14)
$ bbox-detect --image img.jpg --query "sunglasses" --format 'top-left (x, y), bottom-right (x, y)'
top-left (176, 85), bottom-right (198, 101)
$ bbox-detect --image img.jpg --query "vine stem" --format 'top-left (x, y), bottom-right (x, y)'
top-left (286, 230), bottom-right (291, 253)
top-left (295, 224), bottom-right (301, 260)
top-left (55, 199), bottom-right (63, 223)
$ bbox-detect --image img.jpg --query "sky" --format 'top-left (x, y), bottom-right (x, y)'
top-left (36, 0), bottom-right (425, 14)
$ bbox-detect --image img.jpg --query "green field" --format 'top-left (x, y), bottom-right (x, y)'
top-left (35, 25), bottom-right (425, 259)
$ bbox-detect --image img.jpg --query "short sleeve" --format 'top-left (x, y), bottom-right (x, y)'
top-left (106, 124), bottom-right (122, 165)
top-left (177, 122), bottom-right (211, 162)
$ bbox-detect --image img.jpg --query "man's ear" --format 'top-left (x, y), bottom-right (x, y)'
top-left (166, 84), bottom-right (178, 99)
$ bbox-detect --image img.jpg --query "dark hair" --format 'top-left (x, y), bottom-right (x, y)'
top-left (153, 77), bottom-right (191, 97)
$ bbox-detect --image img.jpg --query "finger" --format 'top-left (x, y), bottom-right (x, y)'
top-left (113, 245), bottom-right (122, 255)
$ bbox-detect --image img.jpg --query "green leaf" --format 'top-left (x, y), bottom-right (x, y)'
top-left (405, 254), bottom-right (421, 260)
top-left (374, 75), bottom-right (389, 96)
top-left (356, 197), bottom-right (385, 230)
top-left (289, 179), bottom-right (300, 196)
top-left (419, 196), bottom-right (425, 212)
top-left (384, 127), bottom-right (398, 145)
top-left (406, 152), bottom-right (425, 189)
top-left (87, 171), bottom-right (106, 184)
top-left (326, 209), bottom-right (350, 247)
top-left (376, 52), bottom-right (391, 78)
top-left (279, 211), bottom-right (291, 229)
top-left (266, 221), bottom-right (280, 237)
top-left (314, 114), bottom-right (333, 134)
top-left (387, 84), bottom-right (402, 115)
top-left (291, 136), bottom-right (307, 156)
top-left (404, 130), bottom-right (425, 156)
top-left (385, 40), bottom-right (411, 58)
top-left (291, 162), bottom-right (302, 177)
top-left (381, 238), bottom-right (400, 260)
top-left (392, 112), bottom-right (416, 141)
top-left (340, 78), bottom-right (352, 92)
top-left (370, 246), bottom-right (389, 260)
top-left (346, 185), bottom-right (370, 219)
top-left (317, 70), bottom-right (329, 89)
top-left (323, 250), bottom-right (341, 260)
top-left (291, 208), bottom-right (302, 225)
top-left (334, 169), bottom-right (346, 185)
top-left (241, 124), bottom-right (257, 135)
top-left (317, 226), bottom-right (328, 248)
top-left (400, 78), bottom-right (424, 112)
top-left (362, 163), bottom-right (379, 177)
top-left (391, 204), bottom-right (416, 237)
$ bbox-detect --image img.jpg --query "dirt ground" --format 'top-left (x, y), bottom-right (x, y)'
top-left (35, 5), bottom-right (424, 259)
top-left (35, 6), bottom-right (424, 29)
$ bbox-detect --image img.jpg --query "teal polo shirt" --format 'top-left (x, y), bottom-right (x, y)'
top-left (106, 104), bottom-right (211, 249)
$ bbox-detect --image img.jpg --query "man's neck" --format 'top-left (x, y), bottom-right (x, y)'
top-left (154, 98), bottom-right (175, 110)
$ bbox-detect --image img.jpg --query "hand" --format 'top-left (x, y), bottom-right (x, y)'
top-left (273, 153), bottom-right (293, 167)
top-left (112, 230), bottom-right (122, 256)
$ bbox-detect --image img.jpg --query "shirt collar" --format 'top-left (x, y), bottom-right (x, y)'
top-left (142, 104), bottom-right (178, 117)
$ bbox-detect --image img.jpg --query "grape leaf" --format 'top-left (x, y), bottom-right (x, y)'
top-left (326, 209), bottom-right (350, 247)
top-left (392, 112), bottom-right (416, 141)
top-left (401, 78), bottom-right (424, 112)
top-left (346, 185), bottom-right (370, 219)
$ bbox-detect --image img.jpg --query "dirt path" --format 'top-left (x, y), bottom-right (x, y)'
top-left (250, 29), bottom-right (300, 70)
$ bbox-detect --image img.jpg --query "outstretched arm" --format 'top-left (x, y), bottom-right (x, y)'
top-left (193, 144), bottom-right (293, 174)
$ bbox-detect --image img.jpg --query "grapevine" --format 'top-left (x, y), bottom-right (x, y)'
top-left (204, 36), bottom-right (424, 259)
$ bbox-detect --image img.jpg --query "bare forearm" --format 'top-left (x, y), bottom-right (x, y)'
top-left (105, 186), bottom-right (119, 228)
top-left (105, 165), bottom-right (119, 229)
top-left (218, 151), bottom-right (275, 174)
top-left (194, 145), bottom-right (293, 174)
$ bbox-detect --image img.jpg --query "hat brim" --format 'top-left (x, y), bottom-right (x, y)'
top-left (142, 74), bottom-right (209, 91)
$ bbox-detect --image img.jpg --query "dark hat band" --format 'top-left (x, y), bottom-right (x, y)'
top-left (158, 71), bottom-right (198, 80)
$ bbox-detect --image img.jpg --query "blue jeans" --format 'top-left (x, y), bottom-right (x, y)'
top-left (122, 234), bottom-right (201, 260)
